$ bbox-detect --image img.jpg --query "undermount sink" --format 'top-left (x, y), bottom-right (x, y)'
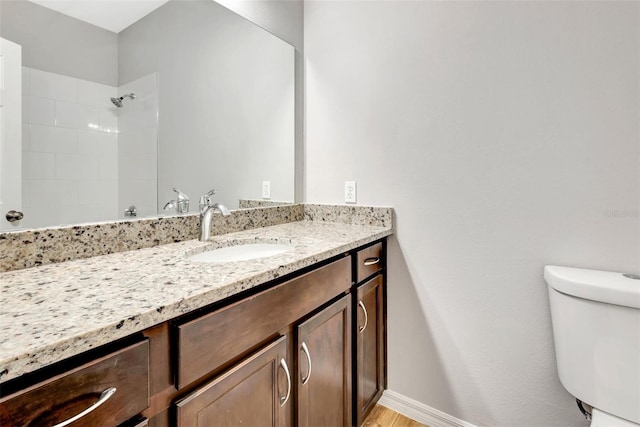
top-left (187, 242), bottom-right (294, 263)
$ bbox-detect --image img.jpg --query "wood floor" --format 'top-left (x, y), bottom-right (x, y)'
top-left (362, 405), bottom-right (428, 427)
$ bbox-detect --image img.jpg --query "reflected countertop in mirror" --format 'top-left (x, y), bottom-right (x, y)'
top-left (0, 0), bottom-right (295, 232)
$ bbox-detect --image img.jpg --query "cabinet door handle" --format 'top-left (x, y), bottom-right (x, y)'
top-left (52, 387), bottom-right (117, 427)
top-left (358, 300), bottom-right (369, 333)
top-left (301, 341), bottom-right (312, 385)
top-left (279, 358), bottom-right (291, 406)
top-left (363, 257), bottom-right (380, 266)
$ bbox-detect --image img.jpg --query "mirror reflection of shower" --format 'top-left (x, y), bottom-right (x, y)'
top-left (110, 93), bottom-right (137, 108)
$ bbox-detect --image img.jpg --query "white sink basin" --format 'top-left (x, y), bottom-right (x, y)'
top-left (188, 243), bottom-right (294, 263)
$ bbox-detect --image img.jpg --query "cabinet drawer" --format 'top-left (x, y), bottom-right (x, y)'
top-left (176, 256), bottom-right (351, 389)
top-left (356, 242), bottom-right (383, 283)
top-left (0, 340), bottom-right (149, 427)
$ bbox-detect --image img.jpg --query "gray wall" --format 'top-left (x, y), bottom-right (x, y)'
top-left (119, 0), bottom-right (294, 209)
top-left (215, 0), bottom-right (304, 202)
top-left (305, 1), bottom-right (639, 426)
top-left (0, 0), bottom-right (118, 86)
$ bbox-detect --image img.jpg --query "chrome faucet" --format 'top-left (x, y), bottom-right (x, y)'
top-left (199, 189), bottom-right (231, 241)
top-left (164, 188), bottom-right (190, 214)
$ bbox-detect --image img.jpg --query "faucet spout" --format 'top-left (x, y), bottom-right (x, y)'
top-left (199, 202), bottom-right (231, 241)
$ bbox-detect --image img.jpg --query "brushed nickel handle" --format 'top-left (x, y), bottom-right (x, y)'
top-left (358, 300), bottom-right (369, 333)
top-left (301, 341), bottom-right (312, 385)
top-left (279, 358), bottom-right (291, 406)
top-left (52, 387), bottom-right (116, 427)
top-left (363, 257), bottom-right (380, 266)
top-left (5, 210), bottom-right (23, 223)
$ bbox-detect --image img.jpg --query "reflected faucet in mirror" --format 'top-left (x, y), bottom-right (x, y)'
top-left (199, 189), bottom-right (231, 242)
top-left (163, 188), bottom-right (189, 214)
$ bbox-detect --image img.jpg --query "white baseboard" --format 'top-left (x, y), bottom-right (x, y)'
top-left (378, 390), bottom-right (478, 427)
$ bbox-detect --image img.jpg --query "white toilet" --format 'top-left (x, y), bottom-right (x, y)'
top-left (545, 265), bottom-right (640, 427)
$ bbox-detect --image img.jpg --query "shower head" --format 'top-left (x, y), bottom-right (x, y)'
top-left (110, 93), bottom-right (136, 108)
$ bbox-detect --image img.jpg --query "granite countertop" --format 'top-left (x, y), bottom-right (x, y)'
top-left (0, 220), bottom-right (392, 383)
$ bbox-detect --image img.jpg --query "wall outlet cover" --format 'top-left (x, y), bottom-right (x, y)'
top-left (345, 181), bottom-right (356, 204)
top-left (262, 181), bottom-right (271, 199)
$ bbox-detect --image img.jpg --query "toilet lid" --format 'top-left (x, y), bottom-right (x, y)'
top-left (544, 265), bottom-right (640, 309)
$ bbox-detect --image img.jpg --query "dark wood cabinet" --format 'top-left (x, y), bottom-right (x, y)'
top-left (1, 239), bottom-right (387, 427)
top-left (175, 257), bottom-right (350, 389)
top-left (297, 294), bottom-right (353, 427)
top-left (355, 275), bottom-right (385, 426)
top-left (175, 336), bottom-right (291, 427)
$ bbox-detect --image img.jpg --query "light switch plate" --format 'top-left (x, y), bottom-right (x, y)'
top-left (262, 181), bottom-right (271, 199)
top-left (345, 181), bottom-right (356, 204)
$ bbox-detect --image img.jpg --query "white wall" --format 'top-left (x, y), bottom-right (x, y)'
top-left (305, 1), bottom-right (639, 426)
top-left (21, 67), bottom-right (119, 228)
top-left (0, 0), bottom-right (118, 86)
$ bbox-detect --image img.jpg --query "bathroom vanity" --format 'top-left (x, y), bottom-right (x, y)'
top-left (0, 212), bottom-right (391, 427)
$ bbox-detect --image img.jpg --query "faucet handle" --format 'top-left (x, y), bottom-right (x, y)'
top-left (199, 189), bottom-right (217, 211)
top-left (173, 188), bottom-right (189, 201)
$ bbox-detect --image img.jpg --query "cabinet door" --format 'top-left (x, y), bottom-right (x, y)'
top-left (297, 294), bottom-right (352, 427)
top-left (356, 275), bottom-right (385, 426)
top-left (175, 336), bottom-right (292, 427)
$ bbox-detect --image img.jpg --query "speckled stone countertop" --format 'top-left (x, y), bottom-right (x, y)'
top-left (0, 219), bottom-right (392, 383)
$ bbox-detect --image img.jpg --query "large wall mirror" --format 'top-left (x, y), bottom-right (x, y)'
top-left (0, 0), bottom-right (295, 232)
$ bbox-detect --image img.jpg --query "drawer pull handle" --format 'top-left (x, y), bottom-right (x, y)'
top-left (301, 341), bottom-right (312, 385)
top-left (52, 387), bottom-right (117, 427)
top-left (279, 358), bottom-right (291, 406)
top-left (363, 257), bottom-right (380, 266)
top-left (358, 300), bottom-right (369, 333)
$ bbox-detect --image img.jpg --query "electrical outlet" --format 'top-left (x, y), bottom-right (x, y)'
top-left (345, 181), bottom-right (357, 204)
top-left (262, 181), bottom-right (271, 199)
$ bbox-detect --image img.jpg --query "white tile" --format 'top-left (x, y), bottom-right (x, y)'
top-left (21, 180), bottom-right (33, 207)
top-left (22, 124), bottom-right (31, 152)
top-left (99, 155), bottom-right (118, 180)
top-left (100, 202), bottom-right (120, 221)
top-left (119, 128), bottom-right (156, 156)
top-left (103, 180), bottom-right (118, 205)
top-left (77, 131), bottom-right (102, 156)
top-left (30, 68), bottom-right (78, 103)
top-left (119, 179), bottom-right (157, 209)
top-left (23, 96), bottom-right (55, 126)
top-left (58, 204), bottom-right (101, 225)
top-left (22, 67), bottom-right (30, 96)
top-left (27, 180), bottom-right (78, 207)
top-left (116, 106), bottom-right (142, 133)
top-left (78, 180), bottom-right (104, 205)
top-left (117, 131), bottom-right (138, 156)
top-left (77, 79), bottom-right (117, 108)
top-left (30, 125), bottom-right (78, 153)
top-left (119, 153), bottom-right (156, 181)
top-left (54, 101), bottom-right (81, 128)
top-left (56, 101), bottom-right (101, 130)
top-left (99, 107), bottom-right (118, 133)
top-left (78, 180), bottom-right (118, 206)
top-left (78, 131), bottom-right (117, 156)
top-left (21, 206), bottom-right (59, 229)
top-left (55, 153), bottom-right (100, 180)
top-left (23, 152), bottom-right (55, 179)
top-left (141, 127), bottom-right (158, 154)
top-left (120, 72), bottom-right (157, 101)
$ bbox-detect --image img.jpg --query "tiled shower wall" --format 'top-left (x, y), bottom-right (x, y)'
top-left (117, 73), bottom-right (158, 218)
top-left (21, 67), bottom-right (119, 227)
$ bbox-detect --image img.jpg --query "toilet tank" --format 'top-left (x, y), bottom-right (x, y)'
top-left (545, 266), bottom-right (640, 424)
